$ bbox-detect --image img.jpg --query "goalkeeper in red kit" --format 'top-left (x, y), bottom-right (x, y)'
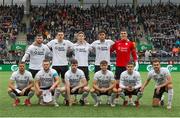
top-left (110, 29), bottom-right (139, 105)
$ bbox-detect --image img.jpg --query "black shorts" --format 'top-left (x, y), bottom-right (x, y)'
top-left (29, 69), bottom-right (39, 78)
top-left (122, 88), bottom-right (141, 96)
top-left (78, 66), bottom-right (89, 81)
top-left (97, 91), bottom-right (111, 96)
top-left (70, 87), bottom-right (81, 94)
top-left (41, 86), bottom-right (55, 95)
top-left (52, 66), bottom-right (69, 80)
top-left (12, 88), bottom-right (31, 96)
top-left (94, 65), bottom-right (111, 73)
top-left (115, 66), bottom-right (126, 80)
top-left (153, 86), bottom-right (167, 99)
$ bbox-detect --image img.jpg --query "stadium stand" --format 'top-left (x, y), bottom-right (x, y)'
top-left (0, 3), bottom-right (179, 61)
top-left (0, 5), bottom-right (25, 60)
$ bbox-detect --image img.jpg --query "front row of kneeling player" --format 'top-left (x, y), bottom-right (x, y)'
top-left (8, 58), bottom-right (173, 109)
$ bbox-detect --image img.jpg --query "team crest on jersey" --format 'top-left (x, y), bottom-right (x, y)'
top-left (63, 43), bottom-right (65, 46)
top-left (49, 74), bottom-right (51, 77)
top-left (125, 43), bottom-right (128, 45)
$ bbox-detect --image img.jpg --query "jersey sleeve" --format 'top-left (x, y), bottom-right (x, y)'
top-left (119, 73), bottom-right (126, 89)
top-left (79, 70), bottom-right (85, 79)
top-left (46, 40), bottom-right (53, 48)
top-left (93, 72), bottom-right (98, 80)
top-left (71, 44), bottom-right (75, 51)
top-left (44, 45), bottom-right (52, 57)
top-left (28, 71), bottom-right (33, 81)
top-left (25, 45), bottom-right (31, 55)
top-left (67, 40), bottom-right (74, 48)
top-left (109, 40), bottom-right (114, 46)
top-left (134, 72), bottom-right (142, 89)
top-left (35, 71), bottom-right (40, 81)
top-left (90, 41), bottom-right (96, 48)
top-left (130, 42), bottom-right (138, 61)
top-left (22, 46), bottom-right (31, 61)
top-left (110, 41), bottom-right (116, 53)
top-left (163, 68), bottom-right (171, 77)
top-left (52, 69), bottom-right (59, 78)
top-left (64, 72), bottom-right (69, 81)
top-left (147, 71), bottom-right (153, 81)
top-left (110, 71), bottom-right (115, 81)
top-left (87, 43), bottom-right (93, 51)
top-left (10, 72), bottom-right (16, 81)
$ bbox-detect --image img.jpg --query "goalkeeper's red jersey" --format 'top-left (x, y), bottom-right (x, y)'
top-left (110, 39), bottom-right (138, 67)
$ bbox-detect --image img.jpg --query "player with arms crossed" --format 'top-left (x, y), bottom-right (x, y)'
top-left (110, 29), bottom-right (138, 104)
top-left (119, 61), bottom-right (143, 107)
top-left (35, 59), bottom-right (61, 107)
top-left (91, 30), bottom-right (114, 72)
top-left (47, 31), bottom-right (73, 83)
top-left (141, 58), bottom-right (173, 110)
top-left (8, 61), bottom-right (34, 106)
top-left (22, 34), bottom-right (51, 78)
top-left (91, 60), bottom-right (117, 107)
top-left (61, 59), bottom-right (90, 106)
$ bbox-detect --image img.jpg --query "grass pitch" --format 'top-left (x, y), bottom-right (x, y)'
top-left (0, 72), bottom-right (180, 117)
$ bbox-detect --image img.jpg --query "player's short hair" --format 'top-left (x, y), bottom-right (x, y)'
top-left (120, 28), bottom-right (127, 33)
top-left (70, 59), bottom-right (78, 64)
top-left (77, 31), bottom-right (85, 36)
top-left (151, 58), bottom-right (160, 64)
top-left (98, 30), bottom-right (106, 34)
top-left (57, 30), bottom-right (64, 34)
top-left (100, 60), bottom-right (108, 65)
top-left (127, 61), bottom-right (135, 66)
top-left (18, 61), bottom-right (25, 65)
top-left (43, 59), bottom-right (50, 63)
top-left (36, 34), bottom-right (43, 38)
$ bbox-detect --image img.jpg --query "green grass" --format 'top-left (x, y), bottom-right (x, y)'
top-left (0, 71), bottom-right (180, 117)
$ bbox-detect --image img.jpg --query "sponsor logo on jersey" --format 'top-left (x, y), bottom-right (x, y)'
top-left (76, 48), bottom-right (87, 52)
top-left (55, 46), bottom-right (65, 51)
top-left (34, 49), bottom-right (45, 55)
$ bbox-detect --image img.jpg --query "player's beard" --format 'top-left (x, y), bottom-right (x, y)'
top-left (44, 68), bottom-right (50, 72)
top-left (19, 69), bottom-right (25, 74)
top-left (72, 68), bottom-right (77, 73)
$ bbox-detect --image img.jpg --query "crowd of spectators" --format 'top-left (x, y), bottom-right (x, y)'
top-left (0, 5), bottom-right (25, 60)
top-left (28, 4), bottom-right (141, 43)
top-left (0, 3), bottom-right (179, 61)
top-left (137, 3), bottom-right (179, 60)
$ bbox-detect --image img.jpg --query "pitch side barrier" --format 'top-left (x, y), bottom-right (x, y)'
top-left (0, 60), bottom-right (179, 72)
